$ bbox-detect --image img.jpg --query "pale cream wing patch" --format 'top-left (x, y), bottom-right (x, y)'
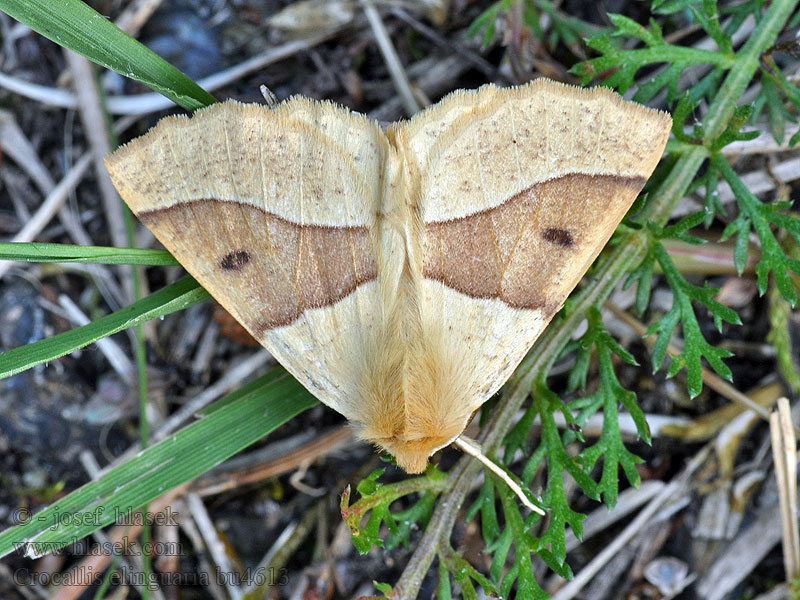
top-left (105, 99), bottom-right (402, 422)
top-left (389, 80), bottom-right (672, 429)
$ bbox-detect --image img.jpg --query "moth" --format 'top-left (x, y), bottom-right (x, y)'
top-left (106, 79), bottom-right (671, 474)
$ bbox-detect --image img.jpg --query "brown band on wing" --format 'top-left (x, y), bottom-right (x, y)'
top-left (423, 173), bottom-right (646, 311)
top-left (138, 199), bottom-right (377, 331)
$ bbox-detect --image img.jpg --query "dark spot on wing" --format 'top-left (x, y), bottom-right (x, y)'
top-left (542, 228), bottom-right (573, 247)
top-left (220, 250), bottom-right (251, 271)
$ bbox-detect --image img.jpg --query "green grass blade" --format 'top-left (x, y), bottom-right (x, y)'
top-left (0, 242), bottom-right (178, 266)
top-left (0, 369), bottom-right (317, 559)
top-left (0, 276), bottom-right (209, 378)
top-left (0, 0), bottom-right (216, 111)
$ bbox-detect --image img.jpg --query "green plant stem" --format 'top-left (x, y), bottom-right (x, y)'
top-left (392, 0), bottom-right (799, 594)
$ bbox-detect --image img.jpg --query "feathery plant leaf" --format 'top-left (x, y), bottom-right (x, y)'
top-left (532, 383), bottom-right (595, 560)
top-left (690, 103), bottom-right (800, 306)
top-left (340, 467), bottom-right (447, 554)
top-left (570, 7), bottom-right (735, 103)
top-left (493, 380), bottom-right (594, 560)
top-left (714, 154), bottom-right (800, 305)
top-left (464, 476), bottom-right (571, 598)
top-left (568, 309), bottom-right (649, 508)
top-left (495, 485), bottom-right (550, 599)
top-left (636, 214), bottom-right (742, 398)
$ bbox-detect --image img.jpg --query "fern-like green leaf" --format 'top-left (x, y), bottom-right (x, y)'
top-left (713, 154), bottom-right (800, 305)
top-left (571, 10), bottom-right (733, 98)
top-left (340, 468), bottom-right (447, 555)
top-left (566, 310), bottom-right (648, 507)
top-left (647, 241), bottom-right (740, 397)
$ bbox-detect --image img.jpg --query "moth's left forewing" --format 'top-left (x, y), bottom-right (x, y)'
top-left (390, 80), bottom-right (671, 424)
top-left (106, 99), bottom-right (404, 425)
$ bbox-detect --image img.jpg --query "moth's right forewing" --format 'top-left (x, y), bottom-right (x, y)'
top-left (390, 80), bottom-right (672, 425)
